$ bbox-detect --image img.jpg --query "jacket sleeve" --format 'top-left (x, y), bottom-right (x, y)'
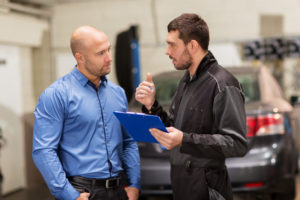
top-left (180, 86), bottom-right (248, 159)
top-left (142, 100), bottom-right (174, 127)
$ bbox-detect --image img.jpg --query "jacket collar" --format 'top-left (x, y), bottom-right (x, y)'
top-left (183, 51), bottom-right (217, 83)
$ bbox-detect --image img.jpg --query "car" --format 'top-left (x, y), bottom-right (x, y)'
top-left (129, 66), bottom-right (299, 200)
top-left (224, 66), bottom-right (298, 200)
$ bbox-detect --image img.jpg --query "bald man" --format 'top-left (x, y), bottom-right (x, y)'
top-left (32, 26), bottom-right (140, 200)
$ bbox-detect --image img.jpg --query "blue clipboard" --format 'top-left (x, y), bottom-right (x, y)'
top-left (113, 111), bottom-right (168, 143)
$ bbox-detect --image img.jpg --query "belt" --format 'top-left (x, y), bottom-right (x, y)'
top-left (68, 175), bottom-right (122, 189)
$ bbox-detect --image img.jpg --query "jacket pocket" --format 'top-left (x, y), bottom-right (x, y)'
top-left (205, 167), bottom-right (232, 200)
top-left (208, 186), bottom-right (226, 200)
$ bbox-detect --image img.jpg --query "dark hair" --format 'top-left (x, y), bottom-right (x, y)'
top-left (167, 13), bottom-right (209, 51)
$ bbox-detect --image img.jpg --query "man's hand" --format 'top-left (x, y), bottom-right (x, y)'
top-left (124, 186), bottom-right (139, 200)
top-left (76, 192), bottom-right (90, 200)
top-left (135, 73), bottom-right (155, 110)
top-left (149, 127), bottom-right (183, 150)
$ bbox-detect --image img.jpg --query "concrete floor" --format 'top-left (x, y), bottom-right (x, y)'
top-left (2, 175), bottom-right (300, 200)
top-left (2, 183), bottom-right (52, 200)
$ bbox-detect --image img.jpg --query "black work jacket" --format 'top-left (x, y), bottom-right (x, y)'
top-left (143, 51), bottom-right (248, 168)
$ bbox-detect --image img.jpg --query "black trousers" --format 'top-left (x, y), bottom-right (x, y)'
top-left (59, 176), bottom-right (128, 200)
top-left (171, 165), bottom-right (233, 200)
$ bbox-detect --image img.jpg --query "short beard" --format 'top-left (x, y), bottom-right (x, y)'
top-left (85, 60), bottom-right (108, 78)
top-left (175, 48), bottom-right (192, 70)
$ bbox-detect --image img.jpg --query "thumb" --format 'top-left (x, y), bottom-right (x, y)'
top-left (82, 192), bottom-right (90, 197)
top-left (166, 127), bottom-right (174, 132)
top-left (146, 72), bottom-right (153, 83)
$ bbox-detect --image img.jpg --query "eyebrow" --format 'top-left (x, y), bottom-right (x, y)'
top-left (97, 45), bottom-right (111, 54)
top-left (166, 41), bottom-right (175, 45)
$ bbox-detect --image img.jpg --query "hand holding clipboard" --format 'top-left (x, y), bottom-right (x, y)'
top-left (113, 111), bottom-right (168, 143)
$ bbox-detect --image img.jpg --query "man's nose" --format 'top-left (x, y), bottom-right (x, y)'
top-left (165, 47), bottom-right (170, 55)
top-left (106, 52), bottom-right (112, 62)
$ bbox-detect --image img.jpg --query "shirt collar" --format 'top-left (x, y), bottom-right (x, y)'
top-left (71, 66), bottom-right (108, 87)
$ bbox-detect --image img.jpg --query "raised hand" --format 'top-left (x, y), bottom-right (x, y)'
top-left (135, 73), bottom-right (156, 110)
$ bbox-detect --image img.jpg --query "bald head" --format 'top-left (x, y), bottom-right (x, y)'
top-left (70, 26), bottom-right (106, 56)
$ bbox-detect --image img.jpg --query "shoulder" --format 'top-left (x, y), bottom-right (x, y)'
top-left (39, 74), bottom-right (73, 103)
top-left (206, 64), bottom-right (241, 92)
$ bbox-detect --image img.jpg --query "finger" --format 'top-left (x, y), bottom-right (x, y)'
top-left (135, 94), bottom-right (146, 100)
top-left (146, 72), bottom-right (153, 83)
top-left (150, 129), bottom-right (169, 142)
top-left (140, 81), bottom-right (153, 88)
top-left (151, 133), bottom-right (169, 149)
top-left (166, 127), bottom-right (175, 132)
top-left (83, 193), bottom-right (90, 197)
top-left (135, 86), bottom-right (148, 93)
top-left (139, 85), bottom-right (153, 92)
top-left (135, 89), bottom-right (150, 97)
top-left (150, 128), bottom-right (165, 134)
top-left (136, 88), bottom-right (153, 97)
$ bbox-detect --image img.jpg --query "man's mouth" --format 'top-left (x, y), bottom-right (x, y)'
top-left (169, 56), bottom-right (176, 63)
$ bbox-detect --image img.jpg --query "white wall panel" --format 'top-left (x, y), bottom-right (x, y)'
top-left (0, 44), bottom-right (26, 194)
top-left (0, 12), bottom-right (48, 46)
top-left (52, 0), bottom-right (154, 48)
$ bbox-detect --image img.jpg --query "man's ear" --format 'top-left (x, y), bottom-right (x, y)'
top-left (75, 52), bottom-right (84, 64)
top-left (187, 40), bottom-right (199, 53)
top-left (190, 40), bottom-right (200, 50)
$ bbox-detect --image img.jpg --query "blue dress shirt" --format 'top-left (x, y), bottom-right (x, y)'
top-left (32, 67), bottom-right (140, 200)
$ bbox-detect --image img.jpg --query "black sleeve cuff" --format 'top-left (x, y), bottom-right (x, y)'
top-left (141, 100), bottom-right (159, 114)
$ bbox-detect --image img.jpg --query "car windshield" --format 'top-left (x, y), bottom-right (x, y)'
top-left (155, 79), bottom-right (179, 106)
top-left (130, 70), bottom-right (260, 111)
top-left (234, 74), bottom-right (260, 103)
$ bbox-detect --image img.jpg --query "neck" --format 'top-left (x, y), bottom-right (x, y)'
top-left (77, 64), bottom-right (100, 88)
top-left (188, 50), bottom-right (208, 76)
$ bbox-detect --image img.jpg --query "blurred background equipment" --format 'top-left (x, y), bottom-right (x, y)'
top-left (115, 25), bottom-right (141, 102)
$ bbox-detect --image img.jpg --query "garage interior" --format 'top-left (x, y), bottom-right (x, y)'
top-left (1, 0), bottom-right (300, 199)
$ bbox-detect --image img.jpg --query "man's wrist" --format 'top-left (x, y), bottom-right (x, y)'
top-left (145, 100), bottom-right (155, 111)
top-left (142, 100), bottom-right (158, 114)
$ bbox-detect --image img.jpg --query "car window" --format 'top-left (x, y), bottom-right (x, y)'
top-left (235, 74), bottom-right (260, 102)
top-left (155, 79), bottom-right (179, 106)
top-left (128, 76), bottom-right (180, 111)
